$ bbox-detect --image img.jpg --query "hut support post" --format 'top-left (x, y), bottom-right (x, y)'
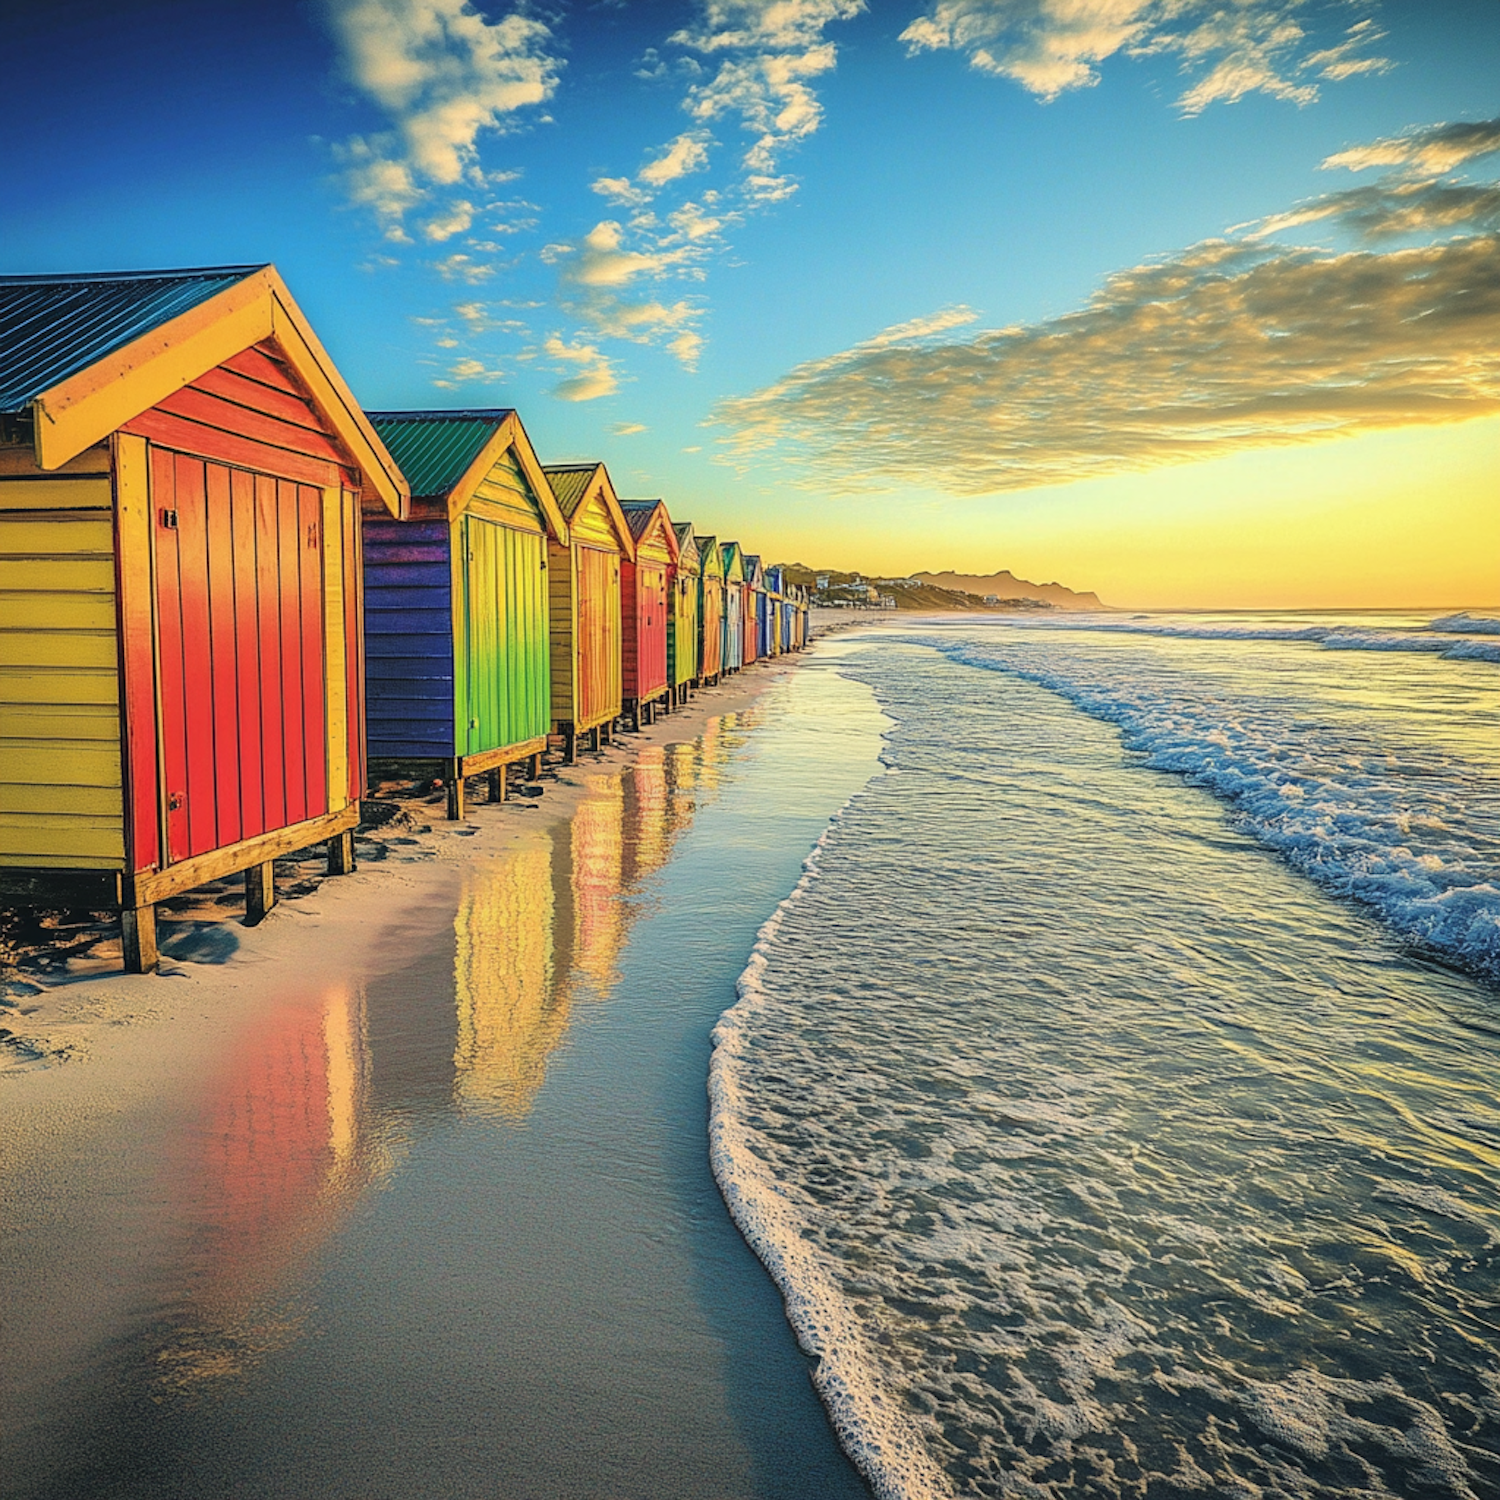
top-left (563, 727), bottom-right (577, 765)
top-left (327, 829), bottom-right (356, 875)
top-left (488, 766), bottom-right (506, 803)
top-left (245, 861), bottom-right (277, 925)
top-left (446, 775), bottom-right (466, 821)
top-left (529, 752), bottom-right (542, 779)
top-left (120, 905), bottom-right (158, 975)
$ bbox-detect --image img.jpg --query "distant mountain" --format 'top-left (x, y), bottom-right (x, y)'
top-left (913, 570), bottom-right (1107, 611)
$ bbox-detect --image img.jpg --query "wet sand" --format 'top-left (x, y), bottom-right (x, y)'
top-left (0, 649), bottom-right (883, 1499)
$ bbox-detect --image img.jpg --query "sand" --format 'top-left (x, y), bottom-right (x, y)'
top-left (0, 647), bottom-right (878, 1499)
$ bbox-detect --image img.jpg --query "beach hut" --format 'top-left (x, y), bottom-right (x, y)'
top-left (764, 566), bottom-right (784, 656)
top-left (720, 542), bottom-right (745, 674)
top-left (362, 409), bottom-right (568, 819)
top-left (0, 265), bottom-right (407, 972)
top-left (619, 499), bottom-right (680, 729)
top-left (741, 554), bottom-right (764, 666)
top-left (668, 523), bottom-right (700, 705)
top-left (542, 463), bottom-right (635, 761)
top-left (695, 536), bottom-right (724, 685)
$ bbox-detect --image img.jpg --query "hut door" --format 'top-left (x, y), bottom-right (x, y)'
top-left (153, 451), bottom-right (328, 864)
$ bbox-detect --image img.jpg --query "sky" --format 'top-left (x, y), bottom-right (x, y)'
top-left (5, 0), bottom-right (1497, 608)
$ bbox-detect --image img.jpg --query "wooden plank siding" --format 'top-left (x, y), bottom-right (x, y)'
top-left (0, 464), bottom-right (124, 868)
top-left (461, 516), bottom-right (550, 755)
top-left (668, 564), bottom-right (699, 689)
top-left (364, 519), bottom-right (455, 758)
top-left (575, 545), bottom-right (622, 730)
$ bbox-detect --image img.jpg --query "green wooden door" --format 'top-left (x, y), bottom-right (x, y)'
top-left (462, 517), bottom-right (550, 756)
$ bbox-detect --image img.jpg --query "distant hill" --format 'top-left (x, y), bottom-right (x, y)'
top-left (913, 570), bottom-right (1107, 611)
top-left (773, 564), bottom-right (1063, 613)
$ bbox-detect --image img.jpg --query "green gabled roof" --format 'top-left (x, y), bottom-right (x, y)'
top-left (542, 463), bottom-right (596, 516)
top-left (368, 409), bottom-right (515, 499)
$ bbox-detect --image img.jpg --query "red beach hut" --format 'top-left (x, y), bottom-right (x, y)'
top-left (0, 266), bottom-right (408, 971)
top-left (619, 500), bottom-right (680, 728)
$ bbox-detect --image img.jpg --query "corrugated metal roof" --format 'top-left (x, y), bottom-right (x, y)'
top-left (542, 463), bottom-right (598, 517)
top-left (743, 553), bottom-right (763, 583)
top-left (0, 266), bottom-right (265, 413)
top-left (367, 409), bottom-right (515, 499)
top-left (620, 498), bottom-right (666, 544)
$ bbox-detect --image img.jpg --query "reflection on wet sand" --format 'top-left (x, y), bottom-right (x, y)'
top-left (13, 708), bottom-right (767, 1499)
top-left (455, 714), bottom-right (756, 1122)
top-left (154, 983), bottom-right (388, 1397)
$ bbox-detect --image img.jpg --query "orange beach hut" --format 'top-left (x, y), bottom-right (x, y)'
top-left (0, 266), bottom-right (407, 972)
top-left (619, 499), bottom-right (680, 729)
top-left (542, 463), bottom-right (635, 761)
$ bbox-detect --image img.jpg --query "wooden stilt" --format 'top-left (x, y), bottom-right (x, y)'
top-left (446, 776), bottom-right (466, 820)
top-left (488, 766), bottom-right (506, 802)
top-left (245, 860), bottom-right (277, 925)
top-left (327, 829), bottom-right (356, 875)
top-left (564, 727), bottom-right (577, 764)
top-left (120, 904), bottom-right (158, 974)
top-left (529, 752), bottom-right (542, 779)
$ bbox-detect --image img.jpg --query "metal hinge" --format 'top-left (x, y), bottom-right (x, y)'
top-left (159, 508), bottom-right (178, 530)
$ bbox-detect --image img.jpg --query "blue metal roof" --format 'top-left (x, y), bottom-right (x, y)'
top-left (367, 409), bottom-right (517, 499)
top-left (0, 266), bottom-right (266, 414)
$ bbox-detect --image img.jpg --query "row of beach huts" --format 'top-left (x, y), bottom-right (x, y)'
top-left (0, 265), bottom-right (811, 972)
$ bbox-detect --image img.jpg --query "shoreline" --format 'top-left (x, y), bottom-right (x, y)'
top-left (1, 639), bottom-right (885, 1500)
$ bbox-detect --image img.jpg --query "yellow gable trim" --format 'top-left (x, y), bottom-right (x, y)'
top-left (28, 267), bottom-right (409, 518)
top-left (446, 414), bottom-right (568, 541)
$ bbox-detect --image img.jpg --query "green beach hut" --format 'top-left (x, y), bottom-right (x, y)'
top-left (364, 409), bottom-right (569, 819)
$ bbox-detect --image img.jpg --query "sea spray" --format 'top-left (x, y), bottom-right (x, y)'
top-left (710, 808), bottom-right (956, 1500)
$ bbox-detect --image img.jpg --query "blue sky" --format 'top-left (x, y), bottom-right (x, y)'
top-left (6, 0), bottom-right (1498, 604)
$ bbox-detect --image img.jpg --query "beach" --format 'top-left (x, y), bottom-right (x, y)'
top-left (1, 641), bottom-right (880, 1500)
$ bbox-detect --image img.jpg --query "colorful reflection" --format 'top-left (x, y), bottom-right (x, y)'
top-left (453, 839), bottom-right (559, 1120)
top-left (156, 983), bottom-right (386, 1395)
top-left (452, 706), bottom-right (766, 1125)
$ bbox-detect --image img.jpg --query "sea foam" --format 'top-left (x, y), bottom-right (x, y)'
top-left (923, 629), bottom-right (1500, 983)
top-left (711, 806), bottom-right (957, 1500)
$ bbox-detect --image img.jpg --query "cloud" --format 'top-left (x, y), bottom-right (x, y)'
top-left (422, 198), bottom-right (475, 240)
top-left (434, 355), bottom-right (507, 387)
top-left (592, 174), bottom-right (651, 206)
top-left (545, 335), bottom-right (619, 401)
top-left (710, 127), bottom-right (1500, 495)
top-left (899, 0), bottom-right (1390, 114)
top-left (329, 0), bottom-right (559, 227)
top-left (640, 131), bottom-right (713, 186)
top-left (669, 0), bottom-right (864, 177)
top-left (430, 252), bottom-right (496, 282)
top-left (1322, 116), bottom-right (1500, 176)
top-left (613, 422), bottom-right (648, 435)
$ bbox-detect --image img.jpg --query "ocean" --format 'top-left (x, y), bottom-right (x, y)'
top-left (715, 612), bottom-right (1500, 1500)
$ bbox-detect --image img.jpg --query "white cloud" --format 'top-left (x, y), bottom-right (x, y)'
top-left (567, 220), bottom-right (694, 288)
top-left (639, 131), bottom-right (713, 186)
top-left (710, 126), bottom-right (1500, 494)
top-left (1322, 116), bottom-right (1500, 176)
top-left (592, 175), bottom-right (651, 206)
top-left (430, 252), bottom-right (495, 282)
top-left (613, 422), bottom-right (648, 435)
top-left (899, 0), bottom-right (1391, 114)
top-left (668, 0), bottom-right (864, 178)
top-left (422, 198), bottom-right (475, 240)
top-left (329, 0), bottom-right (559, 227)
top-left (545, 335), bottom-right (619, 401)
top-left (667, 330), bottom-right (705, 368)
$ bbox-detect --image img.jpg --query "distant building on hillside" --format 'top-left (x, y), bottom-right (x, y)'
top-left (815, 574), bottom-right (830, 590)
top-left (984, 593), bottom-right (1001, 605)
top-left (880, 594), bottom-right (897, 609)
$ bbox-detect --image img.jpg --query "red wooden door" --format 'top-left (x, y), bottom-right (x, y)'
top-left (154, 451), bottom-right (328, 864)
